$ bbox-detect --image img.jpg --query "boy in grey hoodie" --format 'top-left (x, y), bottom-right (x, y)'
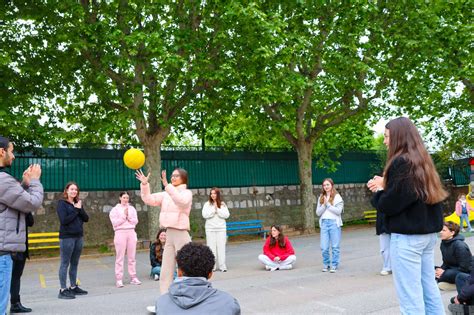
top-left (154, 242), bottom-right (241, 315)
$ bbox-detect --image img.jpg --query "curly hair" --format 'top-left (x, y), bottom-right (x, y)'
top-left (176, 242), bottom-right (215, 278)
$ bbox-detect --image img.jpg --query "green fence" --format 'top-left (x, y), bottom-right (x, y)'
top-left (8, 148), bottom-right (467, 191)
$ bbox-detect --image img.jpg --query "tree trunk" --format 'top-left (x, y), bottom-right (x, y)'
top-left (296, 140), bottom-right (316, 234)
top-left (142, 132), bottom-right (168, 240)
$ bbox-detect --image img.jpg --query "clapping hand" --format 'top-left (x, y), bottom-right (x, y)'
top-left (367, 175), bottom-right (384, 192)
top-left (161, 170), bottom-right (168, 187)
top-left (74, 200), bottom-right (82, 209)
top-left (135, 169), bottom-right (151, 185)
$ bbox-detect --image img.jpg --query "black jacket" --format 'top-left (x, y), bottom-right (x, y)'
top-left (440, 234), bottom-right (472, 272)
top-left (57, 199), bottom-right (89, 239)
top-left (150, 242), bottom-right (163, 268)
top-left (371, 157), bottom-right (444, 235)
top-left (458, 257), bottom-right (474, 303)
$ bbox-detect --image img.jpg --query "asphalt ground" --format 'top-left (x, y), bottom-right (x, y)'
top-left (16, 226), bottom-right (465, 314)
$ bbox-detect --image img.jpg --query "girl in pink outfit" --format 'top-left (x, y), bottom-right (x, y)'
top-left (455, 194), bottom-right (474, 232)
top-left (109, 192), bottom-right (141, 288)
top-left (136, 168), bottom-right (192, 294)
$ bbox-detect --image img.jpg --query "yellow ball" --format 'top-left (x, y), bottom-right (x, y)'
top-left (123, 148), bottom-right (145, 170)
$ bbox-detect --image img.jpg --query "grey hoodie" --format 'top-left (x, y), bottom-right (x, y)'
top-left (156, 277), bottom-right (240, 315)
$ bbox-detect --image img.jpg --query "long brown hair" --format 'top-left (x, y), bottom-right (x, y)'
top-left (208, 187), bottom-right (222, 208)
top-left (63, 181), bottom-right (80, 203)
top-left (319, 178), bottom-right (338, 205)
top-left (269, 225), bottom-right (286, 248)
top-left (384, 117), bottom-right (448, 204)
top-left (154, 228), bottom-right (166, 263)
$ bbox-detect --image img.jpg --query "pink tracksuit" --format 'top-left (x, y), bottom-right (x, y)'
top-left (109, 203), bottom-right (139, 281)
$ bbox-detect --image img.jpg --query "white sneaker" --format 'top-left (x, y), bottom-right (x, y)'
top-left (146, 306), bottom-right (156, 314)
top-left (322, 266), bottom-right (329, 272)
top-left (130, 278), bottom-right (142, 285)
top-left (438, 282), bottom-right (456, 291)
top-left (329, 266), bottom-right (337, 273)
top-left (116, 280), bottom-right (124, 288)
top-left (270, 267), bottom-right (278, 272)
top-left (280, 264), bottom-right (293, 270)
top-left (265, 265), bottom-right (271, 271)
top-left (380, 270), bottom-right (392, 276)
top-left (153, 274), bottom-right (159, 281)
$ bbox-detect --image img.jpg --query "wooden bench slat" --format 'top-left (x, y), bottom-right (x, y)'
top-left (29, 232), bottom-right (60, 237)
top-left (28, 238), bottom-right (59, 244)
top-left (29, 245), bottom-right (60, 250)
top-left (27, 232), bottom-right (60, 250)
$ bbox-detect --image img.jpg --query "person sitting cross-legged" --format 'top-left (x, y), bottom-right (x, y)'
top-left (258, 225), bottom-right (296, 271)
top-left (150, 242), bottom-right (241, 315)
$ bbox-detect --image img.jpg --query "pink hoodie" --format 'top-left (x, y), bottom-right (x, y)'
top-left (109, 203), bottom-right (139, 231)
top-left (140, 183), bottom-right (192, 230)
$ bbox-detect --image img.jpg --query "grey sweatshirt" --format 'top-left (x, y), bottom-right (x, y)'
top-left (156, 277), bottom-right (241, 315)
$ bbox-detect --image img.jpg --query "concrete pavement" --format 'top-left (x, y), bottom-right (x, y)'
top-left (17, 227), bottom-right (463, 314)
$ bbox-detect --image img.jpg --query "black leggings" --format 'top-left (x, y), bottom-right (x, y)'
top-left (10, 256), bottom-right (26, 304)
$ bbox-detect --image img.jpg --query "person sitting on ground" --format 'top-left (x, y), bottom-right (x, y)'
top-left (258, 225), bottom-right (296, 271)
top-left (448, 257), bottom-right (474, 314)
top-left (153, 242), bottom-right (241, 315)
top-left (436, 221), bottom-right (472, 291)
top-left (150, 229), bottom-right (166, 281)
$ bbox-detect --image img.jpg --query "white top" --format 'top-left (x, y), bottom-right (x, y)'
top-left (202, 201), bottom-right (230, 231)
top-left (315, 193), bottom-right (344, 227)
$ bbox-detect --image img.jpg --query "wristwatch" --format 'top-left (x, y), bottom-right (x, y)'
top-left (376, 188), bottom-right (383, 192)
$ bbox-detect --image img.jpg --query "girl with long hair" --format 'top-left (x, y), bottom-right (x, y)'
top-left (109, 192), bottom-right (141, 288)
top-left (136, 167), bottom-right (192, 294)
top-left (150, 229), bottom-right (167, 280)
top-left (202, 187), bottom-right (230, 272)
top-left (316, 178), bottom-right (344, 273)
top-left (57, 181), bottom-right (89, 299)
top-left (258, 225), bottom-right (296, 271)
top-left (368, 117), bottom-right (448, 314)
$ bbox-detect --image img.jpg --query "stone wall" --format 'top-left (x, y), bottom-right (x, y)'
top-left (32, 182), bottom-right (466, 246)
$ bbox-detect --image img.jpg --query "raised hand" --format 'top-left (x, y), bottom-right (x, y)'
top-left (135, 169), bottom-right (151, 185)
top-left (29, 164), bottom-right (42, 180)
top-left (161, 170), bottom-right (168, 187)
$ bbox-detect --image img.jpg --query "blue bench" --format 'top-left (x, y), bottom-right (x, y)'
top-left (226, 220), bottom-right (269, 239)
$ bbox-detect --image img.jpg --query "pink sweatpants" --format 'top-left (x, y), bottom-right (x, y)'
top-left (114, 229), bottom-right (137, 281)
top-left (160, 228), bottom-right (191, 294)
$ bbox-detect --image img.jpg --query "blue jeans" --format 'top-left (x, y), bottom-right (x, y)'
top-left (460, 214), bottom-right (472, 230)
top-left (59, 237), bottom-right (83, 289)
top-left (151, 266), bottom-right (161, 277)
top-left (320, 219), bottom-right (341, 268)
top-left (0, 254), bottom-right (13, 315)
top-left (390, 233), bottom-right (444, 315)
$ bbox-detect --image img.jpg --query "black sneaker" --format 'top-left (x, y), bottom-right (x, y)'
top-left (70, 286), bottom-right (88, 295)
top-left (9, 302), bottom-right (32, 313)
top-left (58, 289), bottom-right (75, 299)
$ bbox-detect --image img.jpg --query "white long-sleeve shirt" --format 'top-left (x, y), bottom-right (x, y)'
top-left (315, 193), bottom-right (344, 227)
top-left (202, 201), bottom-right (230, 231)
